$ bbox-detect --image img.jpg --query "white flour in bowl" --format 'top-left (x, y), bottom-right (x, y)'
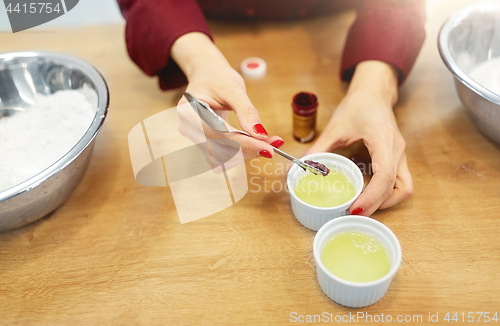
top-left (469, 57), bottom-right (500, 96)
top-left (0, 90), bottom-right (95, 192)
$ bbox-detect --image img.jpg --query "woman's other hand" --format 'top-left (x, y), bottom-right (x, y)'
top-left (306, 61), bottom-right (413, 216)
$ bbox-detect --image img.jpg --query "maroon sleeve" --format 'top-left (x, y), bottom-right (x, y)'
top-left (117, 0), bottom-right (213, 90)
top-left (340, 0), bottom-right (426, 85)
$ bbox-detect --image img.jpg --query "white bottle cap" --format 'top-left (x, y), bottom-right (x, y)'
top-left (240, 57), bottom-right (267, 79)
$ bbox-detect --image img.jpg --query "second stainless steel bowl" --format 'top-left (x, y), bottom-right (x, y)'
top-left (438, 0), bottom-right (500, 144)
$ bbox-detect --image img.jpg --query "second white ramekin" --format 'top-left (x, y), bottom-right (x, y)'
top-left (313, 215), bottom-right (402, 307)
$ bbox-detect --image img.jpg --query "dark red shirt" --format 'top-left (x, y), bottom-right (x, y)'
top-left (117, 0), bottom-right (425, 90)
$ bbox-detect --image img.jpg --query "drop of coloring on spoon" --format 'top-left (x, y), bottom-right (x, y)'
top-left (304, 160), bottom-right (330, 176)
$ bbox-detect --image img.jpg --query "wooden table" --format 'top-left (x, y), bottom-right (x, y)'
top-left (1, 0), bottom-right (499, 324)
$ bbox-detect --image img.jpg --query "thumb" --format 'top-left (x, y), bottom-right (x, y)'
top-left (224, 89), bottom-right (269, 141)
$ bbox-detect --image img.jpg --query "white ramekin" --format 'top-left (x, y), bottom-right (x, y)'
top-left (313, 215), bottom-right (402, 308)
top-left (287, 153), bottom-right (363, 231)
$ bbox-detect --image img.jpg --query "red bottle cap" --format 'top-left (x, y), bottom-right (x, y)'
top-left (292, 92), bottom-right (318, 116)
top-left (240, 57), bottom-right (267, 79)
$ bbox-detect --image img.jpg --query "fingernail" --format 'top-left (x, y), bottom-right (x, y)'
top-left (253, 123), bottom-right (268, 136)
top-left (351, 207), bottom-right (364, 215)
top-left (259, 150), bottom-right (272, 158)
top-left (270, 140), bottom-right (284, 148)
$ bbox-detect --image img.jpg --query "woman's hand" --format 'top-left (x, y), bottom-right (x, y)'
top-left (171, 32), bottom-right (284, 159)
top-left (306, 61), bottom-right (413, 216)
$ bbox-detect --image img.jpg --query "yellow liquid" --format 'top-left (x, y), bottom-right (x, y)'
top-left (321, 231), bottom-right (391, 283)
top-left (294, 168), bottom-right (355, 207)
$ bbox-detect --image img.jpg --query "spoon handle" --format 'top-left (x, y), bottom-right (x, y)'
top-left (273, 148), bottom-right (324, 175)
top-left (227, 130), bottom-right (323, 175)
top-left (272, 147), bottom-right (299, 162)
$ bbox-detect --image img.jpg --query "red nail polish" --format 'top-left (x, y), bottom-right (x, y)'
top-left (253, 123), bottom-right (268, 136)
top-left (351, 207), bottom-right (364, 215)
top-left (259, 150), bottom-right (272, 158)
top-left (270, 140), bottom-right (284, 148)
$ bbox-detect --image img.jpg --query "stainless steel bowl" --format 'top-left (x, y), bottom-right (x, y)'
top-left (0, 51), bottom-right (109, 232)
top-left (438, 0), bottom-right (500, 143)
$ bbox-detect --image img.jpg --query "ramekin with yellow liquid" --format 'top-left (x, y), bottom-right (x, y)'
top-left (287, 153), bottom-right (363, 231)
top-left (313, 215), bottom-right (402, 307)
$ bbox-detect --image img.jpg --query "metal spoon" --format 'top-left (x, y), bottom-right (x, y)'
top-left (183, 91), bottom-right (325, 175)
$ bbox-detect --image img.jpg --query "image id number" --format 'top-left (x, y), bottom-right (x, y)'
top-left (444, 312), bottom-right (498, 323)
top-left (6, 3), bottom-right (62, 14)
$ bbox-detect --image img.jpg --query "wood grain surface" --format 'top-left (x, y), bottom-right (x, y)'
top-left (0, 0), bottom-right (499, 325)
